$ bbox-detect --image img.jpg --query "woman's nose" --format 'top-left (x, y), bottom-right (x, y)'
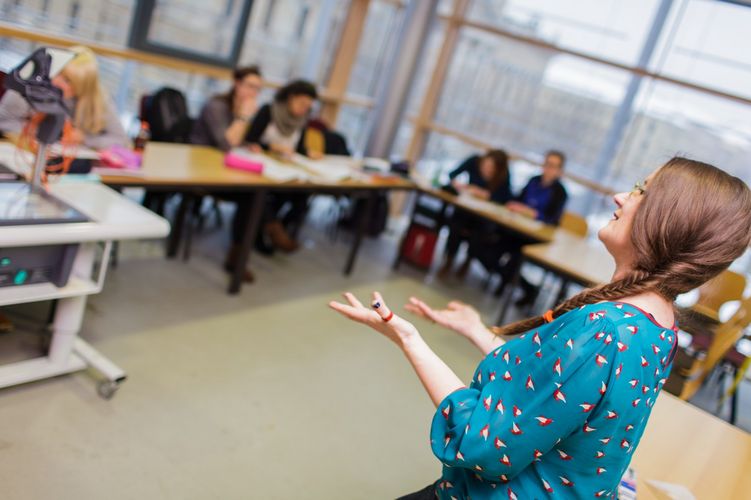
top-left (613, 192), bottom-right (628, 207)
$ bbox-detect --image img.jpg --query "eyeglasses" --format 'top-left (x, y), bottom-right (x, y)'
top-left (630, 181), bottom-right (646, 197)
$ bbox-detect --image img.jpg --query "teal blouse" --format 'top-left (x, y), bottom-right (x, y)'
top-left (430, 302), bottom-right (677, 499)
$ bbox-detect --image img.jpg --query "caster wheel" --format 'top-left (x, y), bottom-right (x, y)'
top-left (97, 380), bottom-right (120, 400)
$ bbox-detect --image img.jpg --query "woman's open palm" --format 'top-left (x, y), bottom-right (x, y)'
top-left (405, 297), bottom-right (485, 339)
top-left (329, 292), bottom-right (419, 346)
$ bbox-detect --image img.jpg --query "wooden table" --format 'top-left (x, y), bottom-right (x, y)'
top-left (633, 392), bottom-right (751, 499)
top-left (392, 184), bottom-right (559, 271)
top-left (416, 184), bottom-right (557, 241)
top-left (496, 230), bottom-right (615, 324)
top-left (101, 143), bottom-right (415, 294)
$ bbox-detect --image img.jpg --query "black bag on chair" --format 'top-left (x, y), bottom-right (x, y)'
top-left (143, 87), bottom-right (193, 143)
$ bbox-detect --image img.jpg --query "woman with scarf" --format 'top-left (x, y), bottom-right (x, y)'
top-left (245, 80), bottom-right (320, 254)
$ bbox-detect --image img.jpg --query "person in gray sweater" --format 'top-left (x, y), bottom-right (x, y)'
top-left (190, 66), bottom-right (264, 283)
top-left (0, 46), bottom-right (128, 150)
top-left (190, 65), bottom-right (262, 152)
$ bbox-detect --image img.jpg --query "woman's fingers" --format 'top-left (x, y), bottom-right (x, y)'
top-left (408, 297), bottom-right (441, 323)
top-left (404, 303), bottom-right (424, 317)
top-left (343, 292), bottom-right (364, 309)
top-left (371, 291), bottom-right (393, 321)
top-left (447, 300), bottom-right (466, 310)
top-left (329, 300), bottom-right (371, 323)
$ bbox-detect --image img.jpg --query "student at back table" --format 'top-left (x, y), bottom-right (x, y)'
top-left (438, 149), bottom-right (513, 279)
top-left (0, 45), bottom-right (128, 149)
top-left (472, 150), bottom-right (568, 302)
top-left (190, 65), bottom-right (264, 282)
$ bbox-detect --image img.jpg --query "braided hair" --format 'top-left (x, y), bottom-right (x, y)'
top-left (493, 157), bottom-right (751, 336)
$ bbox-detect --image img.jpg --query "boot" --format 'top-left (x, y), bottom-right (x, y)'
top-left (437, 255), bottom-right (454, 279)
top-left (224, 245), bottom-right (255, 283)
top-left (456, 257), bottom-right (472, 280)
top-left (265, 220), bottom-right (300, 253)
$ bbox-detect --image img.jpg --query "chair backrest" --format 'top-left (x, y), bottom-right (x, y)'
top-left (142, 87), bottom-right (192, 143)
top-left (304, 127), bottom-right (325, 156)
top-left (693, 270), bottom-right (747, 322)
top-left (680, 295), bottom-right (751, 400)
top-left (559, 211), bottom-right (588, 237)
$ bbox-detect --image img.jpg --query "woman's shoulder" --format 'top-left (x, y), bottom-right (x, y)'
top-left (204, 95), bottom-right (231, 112)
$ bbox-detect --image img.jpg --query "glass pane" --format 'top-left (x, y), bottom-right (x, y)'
top-left (466, 0), bottom-right (660, 66)
top-left (434, 26), bottom-right (631, 181)
top-left (610, 79), bottom-right (751, 191)
top-left (649, 0), bottom-right (751, 100)
top-left (146, 0), bottom-right (246, 60)
top-left (335, 105), bottom-right (372, 155)
top-left (0, 0), bottom-right (134, 45)
top-left (346, 1), bottom-right (406, 98)
top-left (239, 0), bottom-right (350, 85)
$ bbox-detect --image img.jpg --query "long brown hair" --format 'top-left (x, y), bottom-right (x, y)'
top-left (482, 149), bottom-right (510, 193)
top-left (493, 157), bottom-right (751, 336)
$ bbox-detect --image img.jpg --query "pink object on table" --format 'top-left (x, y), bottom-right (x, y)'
top-left (99, 145), bottom-right (142, 169)
top-left (224, 151), bottom-right (264, 174)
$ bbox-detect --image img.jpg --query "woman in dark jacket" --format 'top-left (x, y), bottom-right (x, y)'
top-left (438, 149), bottom-right (513, 279)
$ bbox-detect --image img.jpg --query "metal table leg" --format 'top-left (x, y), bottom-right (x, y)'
top-left (344, 191), bottom-right (375, 276)
top-left (496, 255), bottom-right (524, 326)
top-left (228, 189), bottom-right (266, 295)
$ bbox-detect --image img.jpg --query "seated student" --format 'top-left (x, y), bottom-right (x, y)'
top-left (190, 65), bottom-right (262, 152)
top-left (472, 150), bottom-right (568, 302)
top-left (438, 149), bottom-right (512, 279)
top-left (246, 80), bottom-right (321, 254)
top-left (190, 66), bottom-right (264, 282)
top-left (0, 46), bottom-right (128, 149)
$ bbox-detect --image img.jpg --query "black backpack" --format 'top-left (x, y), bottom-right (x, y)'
top-left (143, 87), bottom-right (192, 143)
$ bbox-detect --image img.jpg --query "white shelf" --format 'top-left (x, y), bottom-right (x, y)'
top-left (0, 276), bottom-right (100, 307)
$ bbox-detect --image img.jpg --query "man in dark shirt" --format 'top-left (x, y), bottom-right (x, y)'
top-left (506, 151), bottom-right (568, 224)
top-left (472, 150), bottom-right (568, 302)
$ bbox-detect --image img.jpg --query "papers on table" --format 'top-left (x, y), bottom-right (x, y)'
top-left (455, 192), bottom-right (545, 230)
top-left (291, 153), bottom-right (354, 181)
top-left (225, 149), bottom-right (362, 183)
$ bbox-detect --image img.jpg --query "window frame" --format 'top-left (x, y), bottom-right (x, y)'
top-left (128, 0), bottom-right (255, 68)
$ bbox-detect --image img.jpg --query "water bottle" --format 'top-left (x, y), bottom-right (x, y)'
top-left (134, 121), bottom-right (150, 153)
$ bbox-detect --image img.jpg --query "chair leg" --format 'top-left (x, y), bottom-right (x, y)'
top-left (213, 199), bottom-right (223, 228)
top-left (730, 388), bottom-right (738, 424)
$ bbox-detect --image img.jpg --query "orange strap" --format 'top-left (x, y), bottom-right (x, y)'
top-left (542, 310), bottom-right (555, 323)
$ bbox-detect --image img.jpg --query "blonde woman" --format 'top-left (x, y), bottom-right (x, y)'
top-left (0, 46), bottom-right (128, 149)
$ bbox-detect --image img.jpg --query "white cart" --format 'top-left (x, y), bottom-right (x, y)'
top-left (0, 181), bottom-right (169, 398)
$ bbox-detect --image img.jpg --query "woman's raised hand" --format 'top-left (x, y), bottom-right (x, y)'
top-left (329, 292), bottom-right (420, 347)
top-left (404, 297), bottom-right (487, 340)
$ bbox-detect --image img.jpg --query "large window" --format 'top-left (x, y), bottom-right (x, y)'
top-left (466, 0), bottom-right (660, 66)
top-left (432, 27), bottom-right (631, 181)
top-left (398, 0), bottom-right (751, 222)
top-left (238, 0), bottom-right (349, 85)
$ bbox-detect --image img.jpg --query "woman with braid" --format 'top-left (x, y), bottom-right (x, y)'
top-left (329, 157), bottom-right (751, 499)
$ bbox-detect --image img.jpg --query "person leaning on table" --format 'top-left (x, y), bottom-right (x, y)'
top-left (330, 157), bottom-right (751, 499)
top-left (190, 65), bottom-right (264, 283)
top-left (0, 45), bottom-right (128, 149)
